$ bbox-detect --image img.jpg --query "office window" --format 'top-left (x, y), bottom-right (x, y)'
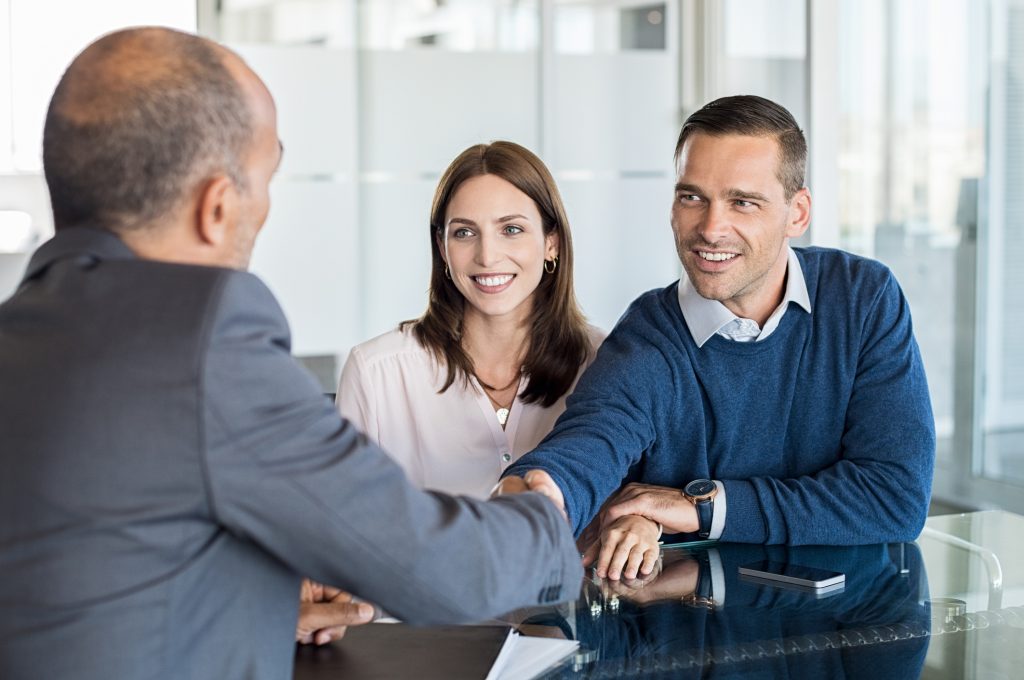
top-left (837, 0), bottom-right (1024, 508)
top-left (207, 0), bottom-right (683, 353)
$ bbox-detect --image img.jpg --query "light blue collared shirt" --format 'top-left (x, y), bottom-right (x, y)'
top-left (675, 247), bottom-right (813, 539)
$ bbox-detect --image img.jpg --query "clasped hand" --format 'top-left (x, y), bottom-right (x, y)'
top-left (496, 473), bottom-right (699, 582)
top-left (582, 482), bottom-right (700, 581)
top-left (593, 552), bottom-right (700, 605)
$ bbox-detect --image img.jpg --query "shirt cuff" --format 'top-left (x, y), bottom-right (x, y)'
top-left (707, 547), bottom-right (726, 606)
top-left (708, 480), bottom-right (727, 540)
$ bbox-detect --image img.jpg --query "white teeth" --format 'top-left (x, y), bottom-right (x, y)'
top-left (698, 251), bottom-right (737, 262)
top-left (474, 274), bottom-right (513, 287)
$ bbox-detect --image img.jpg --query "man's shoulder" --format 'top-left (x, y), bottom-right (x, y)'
top-left (795, 245), bottom-right (893, 277)
top-left (119, 260), bottom-right (287, 335)
top-left (794, 246), bottom-right (895, 301)
top-left (592, 281), bottom-right (689, 367)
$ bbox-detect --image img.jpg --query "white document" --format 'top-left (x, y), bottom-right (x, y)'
top-left (493, 634), bottom-right (580, 680)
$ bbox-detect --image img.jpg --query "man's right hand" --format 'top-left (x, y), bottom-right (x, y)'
top-left (491, 470), bottom-right (567, 521)
top-left (296, 580), bottom-right (375, 645)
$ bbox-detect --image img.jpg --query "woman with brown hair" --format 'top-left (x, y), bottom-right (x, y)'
top-left (301, 142), bottom-right (660, 646)
top-left (336, 141), bottom-right (603, 499)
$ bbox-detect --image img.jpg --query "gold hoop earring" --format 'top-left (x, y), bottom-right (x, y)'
top-left (544, 257), bottom-right (558, 274)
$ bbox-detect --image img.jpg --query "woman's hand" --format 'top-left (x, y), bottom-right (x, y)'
top-left (581, 514), bottom-right (662, 580)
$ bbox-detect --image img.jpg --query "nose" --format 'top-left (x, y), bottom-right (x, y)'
top-left (698, 201), bottom-right (731, 244)
top-left (474, 231), bottom-right (502, 267)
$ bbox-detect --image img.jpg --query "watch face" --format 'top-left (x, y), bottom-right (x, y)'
top-left (685, 479), bottom-right (716, 498)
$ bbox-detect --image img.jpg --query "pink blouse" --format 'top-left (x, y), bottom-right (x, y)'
top-left (337, 325), bottom-right (605, 499)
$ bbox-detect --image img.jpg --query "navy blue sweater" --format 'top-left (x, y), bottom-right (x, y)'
top-left (506, 247), bottom-right (935, 544)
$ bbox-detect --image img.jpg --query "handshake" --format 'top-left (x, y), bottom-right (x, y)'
top-left (491, 469), bottom-right (568, 516)
top-left (298, 471), bottom-right (700, 646)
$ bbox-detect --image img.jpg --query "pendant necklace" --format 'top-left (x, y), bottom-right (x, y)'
top-left (479, 373), bottom-right (520, 429)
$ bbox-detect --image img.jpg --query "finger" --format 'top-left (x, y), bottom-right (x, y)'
top-left (595, 529), bottom-right (633, 580)
top-left (605, 496), bottom-right (649, 521)
top-left (581, 539), bottom-right (600, 568)
top-left (640, 548), bottom-right (660, 576)
top-left (491, 476), bottom-right (529, 497)
top-left (325, 588), bottom-right (352, 603)
top-left (605, 535), bottom-right (638, 581)
top-left (623, 545), bottom-right (647, 580)
top-left (594, 534), bottom-right (618, 579)
top-left (315, 626), bottom-right (348, 645)
top-left (300, 578), bottom-right (324, 603)
top-left (298, 601), bottom-right (374, 633)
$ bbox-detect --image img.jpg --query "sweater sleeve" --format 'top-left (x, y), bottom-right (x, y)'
top-left (721, 271), bottom-right (936, 545)
top-left (504, 298), bottom-right (671, 536)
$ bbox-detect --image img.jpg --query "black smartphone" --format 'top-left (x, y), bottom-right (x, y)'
top-left (738, 561), bottom-right (845, 589)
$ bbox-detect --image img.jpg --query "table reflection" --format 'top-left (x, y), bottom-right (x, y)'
top-left (534, 543), bottom-right (930, 678)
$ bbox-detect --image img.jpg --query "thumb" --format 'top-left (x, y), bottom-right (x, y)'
top-left (524, 470), bottom-right (564, 506)
top-left (604, 496), bottom-right (641, 523)
top-left (524, 470), bottom-right (567, 521)
top-left (298, 600), bottom-right (375, 632)
top-left (490, 476), bottom-right (529, 497)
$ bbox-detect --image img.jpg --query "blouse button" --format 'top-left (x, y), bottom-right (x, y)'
top-left (501, 452), bottom-right (512, 462)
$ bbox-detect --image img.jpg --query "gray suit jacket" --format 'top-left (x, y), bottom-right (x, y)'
top-left (0, 227), bottom-right (581, 679)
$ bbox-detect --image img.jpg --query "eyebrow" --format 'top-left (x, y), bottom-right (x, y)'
top-left (674, 183), bottom-right (771, 203)
top-left (725, 188), bottom-right (770, 203)
top-left (447, 214), bottom-right (531, 227)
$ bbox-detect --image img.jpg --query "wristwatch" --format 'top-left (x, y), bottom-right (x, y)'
top-left (683, 479), bottom-right (718, 539)
top-left (681, 551), bottom-right (717, 609)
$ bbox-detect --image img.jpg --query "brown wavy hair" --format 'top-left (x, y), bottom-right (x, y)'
top-left (402, 141), bottom-right (590, 407)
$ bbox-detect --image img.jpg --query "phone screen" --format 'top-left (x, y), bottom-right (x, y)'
top-left (738, 561), bottom-right (845, 589)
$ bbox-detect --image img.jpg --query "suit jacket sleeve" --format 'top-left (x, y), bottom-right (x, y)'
top-left (198, 273), bottom-right (582, 624)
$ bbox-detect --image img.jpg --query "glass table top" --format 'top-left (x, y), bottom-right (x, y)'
top-left (514, 511), bottom-right (1024, 679)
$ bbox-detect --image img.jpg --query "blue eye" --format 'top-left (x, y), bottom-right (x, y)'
top-left (678, 194), bottom-right (702, 203)
top-left (452, 227), bottom-right (474, 239)
top-left (504, 225), bottom-right (524, 235)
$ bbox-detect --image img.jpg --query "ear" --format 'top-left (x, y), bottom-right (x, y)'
top-left (195, 175), bottom-right (238, 247)
top-left (434, 228), bottom-right (446, 264)
top-left (545, 230), bottom-right (560, 260)
top-left (785, 187), bottom-right (811, 239)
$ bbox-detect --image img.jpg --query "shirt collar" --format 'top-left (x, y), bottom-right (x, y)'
top-left (677, 247), bottom-right (811, 348)
top-left (22, 226), bottom-right (136, 283)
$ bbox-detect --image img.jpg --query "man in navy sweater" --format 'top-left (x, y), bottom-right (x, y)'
top-left (500, 95), bottom-right (935, 580)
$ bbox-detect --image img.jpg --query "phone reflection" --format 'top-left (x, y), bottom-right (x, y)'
top-left (547, 543), bottom-right (930, 678)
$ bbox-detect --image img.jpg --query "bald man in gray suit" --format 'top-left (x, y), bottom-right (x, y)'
top-left (0, 28), bottom-right (580, 680)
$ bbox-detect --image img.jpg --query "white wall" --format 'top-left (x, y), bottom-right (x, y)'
top-left (0, 0), bottom-right (197, 300)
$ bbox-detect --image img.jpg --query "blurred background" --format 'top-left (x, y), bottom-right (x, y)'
top-left (0, 0), bottom-right (1020, 513)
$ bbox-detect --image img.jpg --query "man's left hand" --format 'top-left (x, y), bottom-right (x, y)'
top-left (603, 483), bottom-right (699, 535)
top-left (296, 580), bottom-right (375, 646)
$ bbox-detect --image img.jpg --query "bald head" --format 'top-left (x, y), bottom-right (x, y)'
top-left (43, 27), bottom-right (254, 232)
